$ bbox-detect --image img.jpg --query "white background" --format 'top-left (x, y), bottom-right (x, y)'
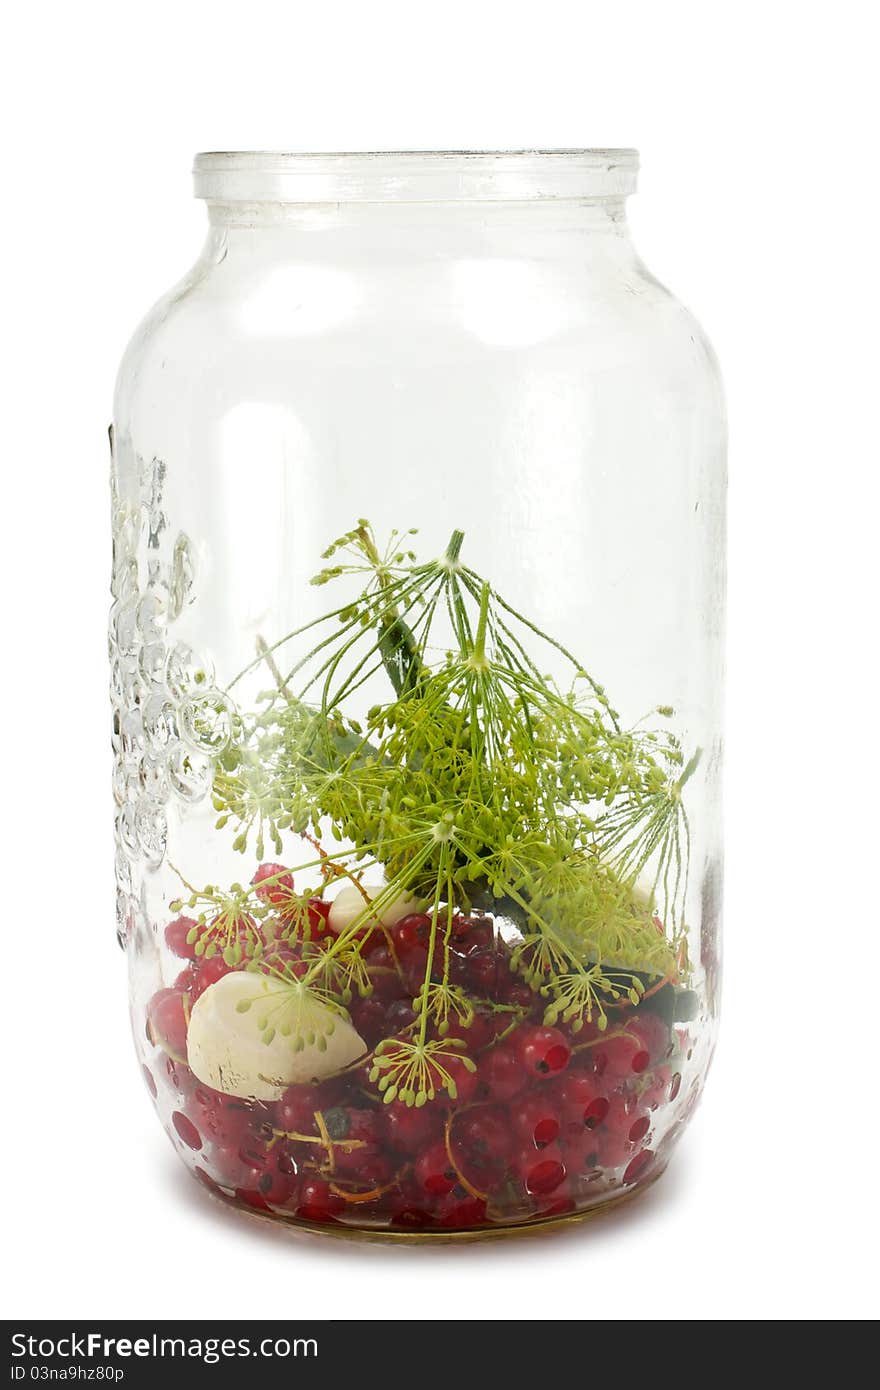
top-left (3, 0), bottom-right (878, 1322)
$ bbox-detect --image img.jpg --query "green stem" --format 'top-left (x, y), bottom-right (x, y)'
top-left (445, 529), bottom-right (465, 564)
top-left (357, 523), bottom-right (425, 698)
top-left (472, 581), bottom-right (491, 665)
top-left (256, 635), bottom-right (295, 703)
top-left (418, 848), bottom-right (449, 1046)
top-left (676, 747), bottom-right (703, 791)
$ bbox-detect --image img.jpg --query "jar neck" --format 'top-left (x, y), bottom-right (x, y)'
top-left (193, 149), bottom-right (639, 207)
top-left (202, 196), bottom-right (633, 237)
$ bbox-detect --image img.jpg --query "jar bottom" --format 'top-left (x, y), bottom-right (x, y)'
top-left (189, 1159), bottom-right (669, 1243)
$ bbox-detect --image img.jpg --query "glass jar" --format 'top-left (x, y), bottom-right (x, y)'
top-left (111, 150), bottom-right (725, 1238)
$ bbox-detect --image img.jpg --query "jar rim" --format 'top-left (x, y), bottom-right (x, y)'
top-left (192, 149), bottom-right (639, 204)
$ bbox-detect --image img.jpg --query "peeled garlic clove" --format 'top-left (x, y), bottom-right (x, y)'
top-left (328, 882), bottom-right (423, 935)
top-left (378, 891), bottom-right (422, 928)
top-left (186, 970), bottom-right (366, 1100)
top-left (328, 883), bottom-right (376, 935)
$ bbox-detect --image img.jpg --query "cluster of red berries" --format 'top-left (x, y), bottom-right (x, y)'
top-left (143, 866), bottom-right (684, 1232)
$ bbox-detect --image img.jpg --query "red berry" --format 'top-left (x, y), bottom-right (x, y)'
top-left (189, 1087), bottom-right (255, 1145)
top-left (396, 948), bottom-right (434, 994)
top-left (391, 913), bottom-right (432, 950)
top-left (191, 954), bottom-right (236, 1001)
top-left (274, 1140), bottom-right (300, 1178)
top-left (164, 915), bottom-right (199, 959)
top-left (147, 988), bottom-right (190, 1061)
top-left (583, 1096), bottom-right (610, 1129)
top-left (363, 944), bottom-right (402, 999)
top-left (449, 914), bottom-right (494, 954)
top-left (628, 1114), bottom-right (651, 1144)
top-left (567, 1018), bottom-right (605, 1056)
top-left (640, 1064), bottom-right (672, 1110)
top-left (602, 1094), bottom-right (638, 1138)
top-left (234, 1136), bottom-right (296, 1206)
top-left (511, 1094), bottom-right (561, 1148)
top-left (556, 1073), bottom-right (608, 1130)
top-left (593, 1028), bottom-right (651, 1079)
top-left (193, 1166), bottom-right (222, 1195)
top-left (211, 1141), bottom-right (246, 1187)
top-left (171, 1110), bottom-right (202, 1150)
top-left (162, 1056), bottom-right (196, 1098)
top-left (623, 1149), bottom-right (655, 1185)
top-left (190, 1079), bottom-right (228, 1109)
top-left (275, 1089), bottom-right (313, 1137)
top-left (535, 1188), bottom-right (576, 1220)
top-left (504, 980), bottom-right (538, 1012)
top-left (516, 1143), bottom-right (566, 1196)
top-left (561, 1126), bottom-right (599, 1174)
top-left (237, 1162), bottom-right (295, 1207)
top-left (414, 1141), bottom-right (458, 1197)
top-left (460, 948), bottom-right (499, 994)
top-left (297, 1176), bottom-right (344, 1223)
top-left (235, 1183), bottom-right (272, 1211)
top-left (437, 1192), bottom-right (488, 1228)
top-left (453, 1106), bottom-right (511, 1179)
top-left (517, 1026), bottom-right (571, 1078)
top-left (594, 1128), bottom-right (632, 1170)
top-left (173, 966), bottom-right (195, 992)
top-left (237, 1129), bottom-right (272, 1169)
top-left (383, 998), bottom-right (416, 1032)
top-left (477, 1044), bottom-right (527, 1102)
top-left (385, 1101), bottom-right (441, 1152)
top-left (321, 1106), bottom-right (384, 1178)
top-left (307, 897), bottom-right (332, 933)
top-left (350, 997), bottom-right (390, 1047)
top-left (630, 1011), bottom-right (670, 1062)
top-left (386, 1173), bottom-right (436, 1229)
top-left (389, 1201), bottom-right (435, 1231)
top-left (441, 1012), bottom-right (494, 1052)
top-left (362, 932), bottom-right (392, 961)
top-left (261, 1167), bottom-right (298, 1212)
top-left (251, 862), bottom-right (294, 906)
top-left (443, 1055), bottom-right (479, 1105)
top-left (341, 1150), bottom-right (393, 1186)
top-left (276, 1083), bottom-right (339, 1135)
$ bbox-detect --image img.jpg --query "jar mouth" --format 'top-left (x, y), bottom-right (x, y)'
top-left (192, 149), bottom-right (639, 204)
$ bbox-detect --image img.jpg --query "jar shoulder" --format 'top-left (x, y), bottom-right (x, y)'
top-left (115, 240), bottom-right (724, 426)
top-left (113, 254), bottom-right (216, 420)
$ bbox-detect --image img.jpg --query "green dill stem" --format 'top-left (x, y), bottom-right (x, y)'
top-left (292, 569), bottom-right (425, 701)
top-left (356, 522), bottom-right (425, 698)
top-left (445, 529), bottom-right (465, 564)
top-left (472, 581), bottom-right (491, 665)
top-left (418, 846), bottom-right (449, 1046)
top-left (498, 877), bottom-right (579, 972)
top-left (224, 598), bottom-right (370, 695)
top-left (256, 635), bottom-right (295, 704)
top-left (676, 747), bottom-right (703, 790)
top-left (468, 574), bottom-right (620, 732)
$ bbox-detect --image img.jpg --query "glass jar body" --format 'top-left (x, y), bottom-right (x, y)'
top-left (112, 154), bottom-right (725, 1237)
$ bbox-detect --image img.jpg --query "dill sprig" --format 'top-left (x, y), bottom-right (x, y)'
top-left (202, 521), bottom-right (698, 1098)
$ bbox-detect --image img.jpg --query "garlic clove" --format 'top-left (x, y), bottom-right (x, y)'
top-left (378, 890), bottom-right (422, 928)
top-left (328, 882), bottom-right (423, 935)
top-left (327, 883), bottom-right (376, 935)
top-left (186, 969), bottom-right (366, 1100)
